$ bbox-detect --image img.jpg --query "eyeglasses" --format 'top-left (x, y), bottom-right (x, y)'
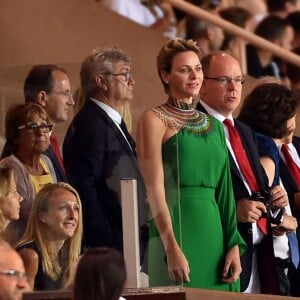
top-left (52, 90), bottom-right (73, 99)
top-left (204, 76), bottom-right (245, 85)
top-left (17, 123), bottom-right (53, 134)
top-left (0, 269), bottom-right (28, 281)
top-left (101, 71), bottom-right (133, 82)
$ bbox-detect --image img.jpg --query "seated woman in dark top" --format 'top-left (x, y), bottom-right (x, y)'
top-left (16, 182), bottom-right (83, 290)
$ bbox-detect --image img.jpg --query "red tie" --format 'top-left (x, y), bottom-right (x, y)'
top-left (281, 144), bottom-right (300, 187)
top-left (50, 132), bottom-right (65, 173)
top-left (223, 119), bottom-right (268, 234)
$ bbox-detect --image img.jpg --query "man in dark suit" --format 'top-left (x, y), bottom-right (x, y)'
top-left (280, 136), bottom-right (300, 217)
top-left (280, 136), bottom-right (300, 296)
top-left (1, 65), bottom-right (71, 182)
top-left (63, 48), bottom-right (148, 253)
top-left (197, 52), bottom-right (288, 294)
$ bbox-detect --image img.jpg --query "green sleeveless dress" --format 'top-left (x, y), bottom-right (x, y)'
top-left (148, 100), bottom-right (246, 291)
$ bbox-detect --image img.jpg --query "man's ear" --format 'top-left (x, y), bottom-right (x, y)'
top-left (37, 91), bottom-right (47, 107)
top-left (95, 75), bottom-right (108, 90)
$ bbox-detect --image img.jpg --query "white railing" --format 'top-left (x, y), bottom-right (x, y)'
top-left (121, 179), bottom-right (142, 288)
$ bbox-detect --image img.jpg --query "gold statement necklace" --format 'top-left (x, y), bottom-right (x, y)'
top-left (152, 97), bottom-right (214, 136)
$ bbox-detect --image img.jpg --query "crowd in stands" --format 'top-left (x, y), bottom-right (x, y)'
top-left (2, 0), bottom-right (300, 300)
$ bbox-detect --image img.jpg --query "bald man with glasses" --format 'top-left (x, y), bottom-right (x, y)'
top-left (197, 52), bottom-right (288, 295)
top-left (0, 246), bottom-right (30, 300)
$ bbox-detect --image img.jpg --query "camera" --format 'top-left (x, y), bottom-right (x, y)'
top-left (251, 191), bottom-right (284, 225)
top-left (251, 191), bottom-right (272, 211)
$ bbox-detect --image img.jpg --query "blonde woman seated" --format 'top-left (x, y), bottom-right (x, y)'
top-left (16, 182), bottom-right (83, 290)
top-left (0, 103), bottom-right (57, 245)
top-left (0, 167), bottom-right (23, 244)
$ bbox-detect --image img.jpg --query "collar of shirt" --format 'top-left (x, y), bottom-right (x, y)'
top-left (279, 142), bottom-right (300, 168)
top-left (199, 101), bottom-right (263, 242)
top-left (90, 98), bottom-right (122, 125)
top-left (90, 98), bottom-right (133, 151)
top-left (277, 143), bottom-right (283, 154)
top-left (199, 100), bottom-right (234, 124)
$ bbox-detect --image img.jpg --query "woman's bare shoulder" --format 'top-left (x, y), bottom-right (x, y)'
top-left (138, 107), bottom-right (166, 129)
top-left (18, 247), bottom-right (39, 263)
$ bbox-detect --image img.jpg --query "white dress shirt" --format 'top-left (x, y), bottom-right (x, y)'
top-left (90, 98), bottom-right (133, 151)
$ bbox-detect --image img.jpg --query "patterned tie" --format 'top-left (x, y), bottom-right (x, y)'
top-left (223, 119), bottom-right (268, 235)
top-left (281, 144), bottom-right (300, 188)
top-left (120, 119), bottom-right (136, 155)
top-left (50, 132), bottom-right (65, 173)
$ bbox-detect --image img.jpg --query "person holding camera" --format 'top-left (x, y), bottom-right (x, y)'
top-left (238, 82), bottom-right (299, 296)
top-left (197, 52), bottom-right (289, 295)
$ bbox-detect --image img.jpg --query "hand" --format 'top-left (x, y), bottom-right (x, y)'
top-left (270, 185), bottom-right (288, 208)
top-left (166, 245), bottom-right (190, 283)
top-left (150, 16), bottom-right (175, 33)
top-left (280, 214), bottom-right (297, 231)
top-left (222, 245), bottom-right (242, 284)
top-left (156, 1), bottom-right (175, 20)
top-left (150, 2), bottom-right (176, 33)
top-left (236, 199), bottom-right (267, 223)
top-left (272, 214), bottom-right (298, 235)
top-left (272, 225), bottom-right (286, 236)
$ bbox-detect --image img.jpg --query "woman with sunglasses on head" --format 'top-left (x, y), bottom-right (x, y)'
top-left (16, 182), bottom-right (82, 290)
top-left (0, 103), bottom-right (57, 246)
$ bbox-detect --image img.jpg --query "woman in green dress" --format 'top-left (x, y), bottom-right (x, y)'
top-left (136, 38), bottom-right (246, 291)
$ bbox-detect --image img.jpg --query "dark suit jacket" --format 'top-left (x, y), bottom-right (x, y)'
top-left (63, 99), bottom-right (148, 252)
top-left (1, 138), bottom-right (68, 183)
top-left (280, 136), bottom-right (300, 219)
top-left (246, 44), bottom-right (279, 78)
top-left (197, 102), bottom-right (278, 293)
top-left (43, 146), bottom-right (68, 182)
top-left (278, 136), bottom-right (300, 296)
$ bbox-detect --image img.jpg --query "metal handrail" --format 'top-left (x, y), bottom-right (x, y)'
top-left (165, 0), bottom-right (300, 67)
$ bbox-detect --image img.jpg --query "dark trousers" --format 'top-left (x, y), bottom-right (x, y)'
top-left (275, 258), bottom-right (291, 296)
top-left (289, 262), bottom-right (300, 297)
